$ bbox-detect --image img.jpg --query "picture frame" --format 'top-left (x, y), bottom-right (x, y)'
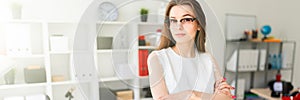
top-left (225, 13), bottom-right (257, 40)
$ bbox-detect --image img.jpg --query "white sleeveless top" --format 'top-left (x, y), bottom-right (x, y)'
top-left (153, 47), bottom-right (215, 94)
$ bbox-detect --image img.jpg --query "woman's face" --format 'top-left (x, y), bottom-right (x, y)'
top-left (169, 5), bottom-right (199, 43)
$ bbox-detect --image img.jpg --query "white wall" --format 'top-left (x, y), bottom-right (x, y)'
top-left (21, 0), bottom-right (93, 21)
top-left (206, 0), bottom-right (300, 87)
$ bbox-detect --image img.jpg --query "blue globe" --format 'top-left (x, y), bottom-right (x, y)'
top-left (261, 25), bottom-right (272, 36)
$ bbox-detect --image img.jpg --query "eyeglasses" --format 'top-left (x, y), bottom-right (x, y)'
top-left (168, 18), bottom-right (197, 25)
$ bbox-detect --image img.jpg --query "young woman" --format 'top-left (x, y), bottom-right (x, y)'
top-left (147, 0), bottom-right (235, 99)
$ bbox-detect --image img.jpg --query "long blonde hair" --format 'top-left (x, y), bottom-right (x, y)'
top-left (158, 0), bottom-right (206, 53)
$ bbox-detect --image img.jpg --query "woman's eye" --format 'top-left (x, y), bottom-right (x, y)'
top-left (186, 18), bottom-right (192, 22)
top-left (183, 18), bottom-right (192, 22)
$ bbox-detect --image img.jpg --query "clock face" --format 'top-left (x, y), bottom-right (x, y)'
top-left (98, 2), bottom-right (118, 21)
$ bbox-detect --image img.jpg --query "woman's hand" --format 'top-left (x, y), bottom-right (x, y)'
top-left (214, 78), bottom-right (236, 99)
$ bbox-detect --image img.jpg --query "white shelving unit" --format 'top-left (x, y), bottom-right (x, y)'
top-left (0, 1), bottom-right (166, 99)
top-left (0, 20), bottom-right (98, 100)
top-left (97, 20), bottom-right (162, 100)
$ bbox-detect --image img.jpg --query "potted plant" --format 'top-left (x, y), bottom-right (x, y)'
top-left (10, 1), bottom-right (22, 19)
top-left (140, 8), bottom-right (149, 22)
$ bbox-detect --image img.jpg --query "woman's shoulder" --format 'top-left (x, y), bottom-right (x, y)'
top-left (149, 47), bottom-right (171, 56)
top-left (198, 52), bottom-right (212, 59)
top-left (147, 48), bottom-right (171, 71)
top-left (148, 48), bottom-right (171, 64)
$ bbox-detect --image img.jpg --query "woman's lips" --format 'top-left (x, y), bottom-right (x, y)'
top-left (175, 33), bottom-right (186, 37)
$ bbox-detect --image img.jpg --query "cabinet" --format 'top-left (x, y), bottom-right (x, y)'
top-left (0, 19), bottom-right (163, 100)
top-left (0, 0), bottom-right (166, 99)
top-left (0, 20), bottom-right (98, 100)
top-left (96, 0), bottom-right (165, 99)
top-left (97, 21), bottom-right (162, 100)
top-left (224, 40), bottom-right (296, 99)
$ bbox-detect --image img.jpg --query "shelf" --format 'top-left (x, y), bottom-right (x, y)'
top-left (47, 20), bottom-right (79, 24)
top-left (97, 49), bottom-right (129, 53)
top-left (226, 67), bottom-right (293, 73)
top-left (49, 51), bottom-right (71, 54)
top-left (99, 77), bottom-right (133, 82)
top-left (138, 22), bottom-right (163, 26)
top-left (96, 21), bottom-right (163, 26)
top-left (139, 46), bottom-right (156, 50)
top-left (139, 76), bottom-right (149, 79)
top-left (97, 50), bottom-right (112, 53)
top-left (0, 19), bottom-right (44, 23)
top-left (98, 76), bottom-right (148, 82)
top-left (0, 83), bottom-right (46, 90)
top-left (141, 98), bottom-right (153, 100)
top-left (266, 68), bottom-right (293, 71)
top-left (8, 54), bottom-right (45, 58)
top-left (226, 40), bottom-right (296, 43)
top-left (51, 81), bottom-right (78, 85)
top-left (226, 67), bottom-right (258, 72)
top-left (96, 21), bottom-right (127, 25)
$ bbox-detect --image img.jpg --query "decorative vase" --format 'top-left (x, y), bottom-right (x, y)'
top-left (141, 14), bottom-right (148, 22)
top-left (10, 2), bottom-right (22, 19)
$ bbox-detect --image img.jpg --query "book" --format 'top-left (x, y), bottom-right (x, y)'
top-left (138, 50), bottom-right (149, 76)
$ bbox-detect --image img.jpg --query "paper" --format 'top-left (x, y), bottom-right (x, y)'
top-left (5, 23), bottom-right (31, 56)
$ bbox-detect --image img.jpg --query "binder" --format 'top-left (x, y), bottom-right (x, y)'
top-left (138, 50), bottom-right (149, 76)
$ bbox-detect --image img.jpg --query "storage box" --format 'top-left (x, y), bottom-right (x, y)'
top-left (259, 50), bottom-right (266, 71)
top-left (50, 35), bottom-right (68, 51)
top-left (97, 37), bottom-right (113, 49)
top-left (99, 87), bottom-right (133, 100)
top-left (227, 49), bottom-right (260, 72)
top-left (115, 89), bottom-right (133, 100)
top-left (51, 75), bottom-right (65, 82)
top-left (24, 66), bottom-right (46, 83)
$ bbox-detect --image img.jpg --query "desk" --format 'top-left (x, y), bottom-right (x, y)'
top-left (250, 88), bottom-right (281, 100)
top-left (250, 88), bottom-right (299, 100)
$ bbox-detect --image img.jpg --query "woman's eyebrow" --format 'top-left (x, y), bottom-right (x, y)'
top-left (182, 14), bottom-right (193, 17)
top-left (169, 14), bottom-right (193, 19)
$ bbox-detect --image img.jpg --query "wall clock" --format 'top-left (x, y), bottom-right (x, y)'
top-left (98, 2), bottom-right (118, 21)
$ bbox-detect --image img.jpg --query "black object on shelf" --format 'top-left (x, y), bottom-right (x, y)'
top-left (268, 72), bottom-right (294, 98)
top-left (142, 87), bottom-right (152, 98)
top-left (252, 29), bottom-right (258, 39)
top-left (139, 35), bottom-right (146, 46)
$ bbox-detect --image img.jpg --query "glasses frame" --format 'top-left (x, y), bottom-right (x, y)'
top-left (166, 17), bottom-right (197, 28)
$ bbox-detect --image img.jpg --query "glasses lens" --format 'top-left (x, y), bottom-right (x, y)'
top-left (170, 19), bottom-right (177, 24)
top-left (181, 18), bottom-right (194, 23)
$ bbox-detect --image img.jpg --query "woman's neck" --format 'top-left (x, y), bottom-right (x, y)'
top-left (172, 40), bottom-right (195, 58)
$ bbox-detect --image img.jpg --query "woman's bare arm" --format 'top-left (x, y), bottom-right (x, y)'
top-left (147, 52), bottom-right (169, 99)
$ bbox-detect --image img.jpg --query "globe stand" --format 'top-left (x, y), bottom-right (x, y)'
top-left (262, 35), bottom-right (268, 40)
top-left (261, 25), bottom-right (272, 41)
